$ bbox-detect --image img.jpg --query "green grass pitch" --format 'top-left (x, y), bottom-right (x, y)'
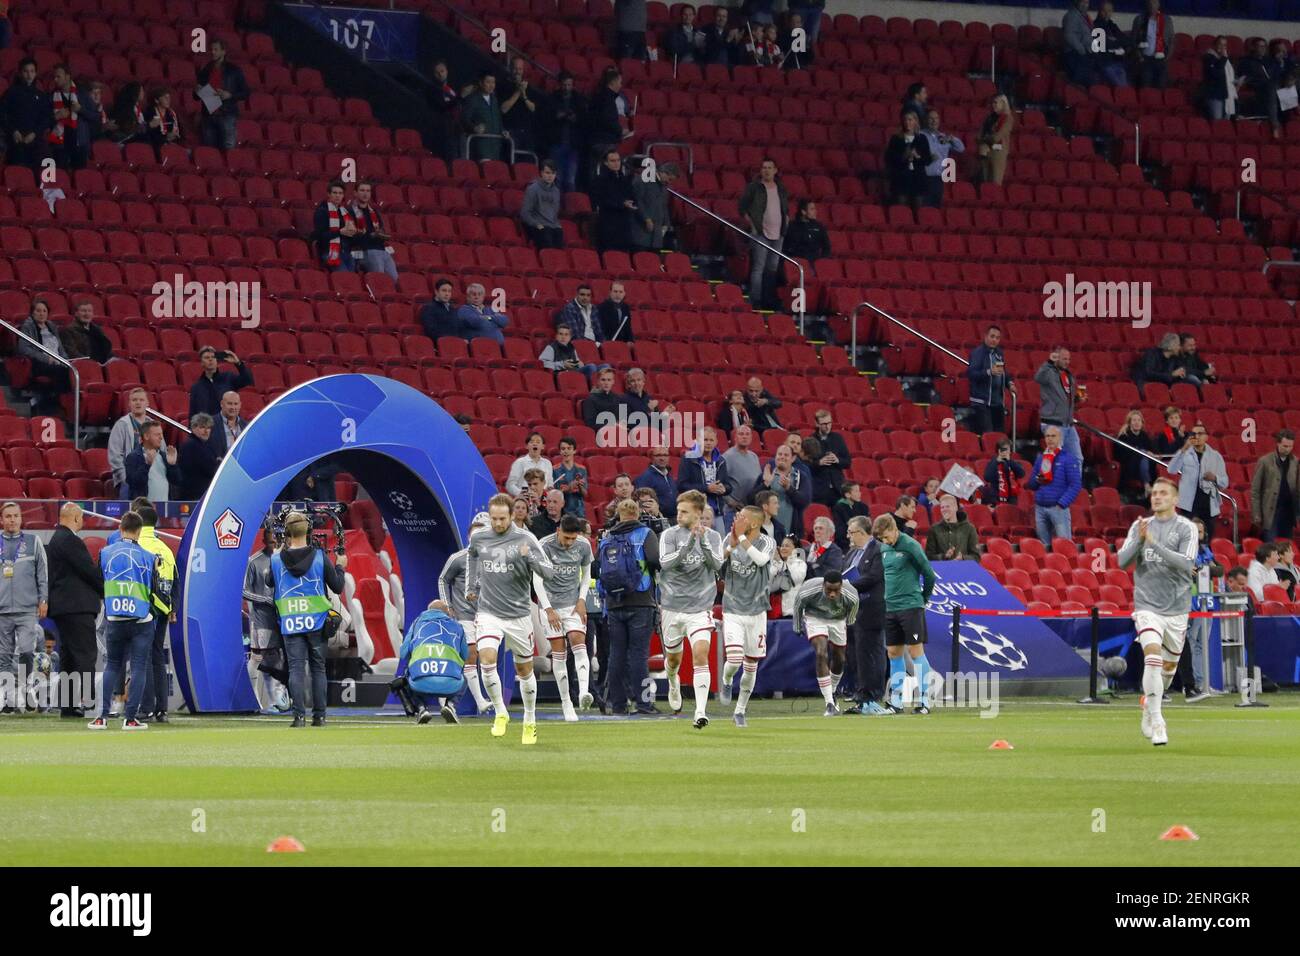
top-left (2, 694), bottom-right (1297, 866)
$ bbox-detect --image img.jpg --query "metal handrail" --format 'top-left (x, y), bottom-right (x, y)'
top-left (1235, 182), bottom-right (1296, 221)
top-left (644, 141), bottom-right (695, 175)
top-left (1073, 419), bottom-right (1240, 548)
top-left (425, 0), bottom-right (558, 79)
top-left (849, 301), bottom-right (1018, 443)
top-left (146, 406), bottom-right (193, 436)
top-left (1262, 259), bottom-right (1300, 277)
top-left (1, 318), bottom-right (80, 450)
top-left (464, 132), bottom-right (515, 162)
top-left (665, 186), bottom-right (805, 333)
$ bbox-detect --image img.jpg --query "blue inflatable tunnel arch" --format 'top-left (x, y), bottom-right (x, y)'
top-left (172, 374), bottom-right (497, 713)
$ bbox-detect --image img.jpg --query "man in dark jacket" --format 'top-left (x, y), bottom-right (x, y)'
top-left (179, 414), bottom-right (221, 500)
top-left (1131, 0), bottom-right (1175, 90)
top-left (599, 497), bottom-right (660, 715)
top-left (677, 428), bottom-right (733, 529)
top-left (810, 408), bottom-right (852, 505)
top-left (189, 345), bottom-right (254, 418)
top-left (0, 58), bottom-right (49, 168)
top-left (419, 279), bottom-right (460, 341)
top-left (195, 38), bottom-right (250, 150)
top-left (125, 421), bottom-right (182, 501)
top-left (501, 58), bottom-right (543, 155)
top-left (58, 301), bottom-right (113, 364)
top-left (841, 515), bottom-right (888, 712)
top-left (46, 503), bottom-right (102, 717)
top-left (586, 69), bottom-right (629, 160)
top-left (807, 516), bottom-right (844, 577)
top-left (462, 71), bottom-right (506, 161)
top-left (206, 391), bottom-right (249, 462)
top-left (597, 281), bottom-right (634, 341)
top-left (1034, 346), bottom-right (1083, 463)
top-left (700, 6), bottom-right (733, 65)
top-left (967, 325), bottom-right (1009, 435)
top-left (636, 446), bottom-right (678, 515)
top-left (738, 158), bottom-right (789, 311)
top-left (545, 72), bottom-right (586, 192)
top-left (427, 60), bottom-right (460, 161)
top-left (590, 148), bottom-right (637, 253)
top-left (743, 376), bottom-right (783, 433)
top-left (1135, 332), bottom-right (1187, 389)
top-left (1176, 333), bottom-right (1216, 386)
top-left (630, 160), bottom-right (676, 251)
top-left (831, 482), bottom-right (871, 550)
top-left (884, 110), bottom-right (933, 209)
top-left (983, 441), bottom-right (1025, 505)
top-left (582, 367), bottom-right (623, 431)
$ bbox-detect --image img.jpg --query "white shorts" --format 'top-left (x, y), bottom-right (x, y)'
top-left (805, 617), bottom-right (847, 647)
top-left (459, 619), bottom-right (478, 646)
top-left (1133, 610), bottom-right (1189, 662)
top-left (475, 611), bottom-right (535, 660)
top-left (723, 612), bottom-right (768, 659)
top-left (660, 609), bottom-right (715, 651)
top-left (539, 604), bottom-right (585, 640)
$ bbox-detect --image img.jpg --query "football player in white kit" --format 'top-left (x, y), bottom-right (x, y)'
top-left (1117, 477), bottom-right (1199, 746)
top-left (534, 514), bottom-right (595, 722)
top-left (721, 505), bottom-right (775, 727)
top-left (438, 511), bottom-right (492, 715)
top-left (658, 490), bottom-right (724, 728)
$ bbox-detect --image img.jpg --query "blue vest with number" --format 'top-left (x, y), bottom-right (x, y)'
top-left (99, 539), bottom-right (155, 620)
top-left (271, 550), bottom-right (330, 634)
top-left (400, 610), bottom-right (468, 695)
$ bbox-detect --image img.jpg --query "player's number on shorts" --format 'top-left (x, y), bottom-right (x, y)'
top-left (415, 659), bottom-right (449, 677)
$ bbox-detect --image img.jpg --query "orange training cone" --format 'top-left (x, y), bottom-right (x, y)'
top-left (267, 836), bottom-right (306, 853)
top-left (988, 739), bottom-right (1014, 750)
top-left (1159, 825), bottom-right (1199, 841)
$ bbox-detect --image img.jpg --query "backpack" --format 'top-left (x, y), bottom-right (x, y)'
top-left (598, 526), bottom-right (649, 598)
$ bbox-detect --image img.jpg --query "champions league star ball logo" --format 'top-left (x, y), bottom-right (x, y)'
top-left (926, 597), bottom-right (1029, 671)
top-left (388, 491), bottom-right (415, 513)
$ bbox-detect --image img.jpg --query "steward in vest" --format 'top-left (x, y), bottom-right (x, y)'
top-left (135, 505), bottom-right (177, 724)
top-left (88, 512), bottom-right (158, 730)
top-left (391, 601), bottom-right (468, 725)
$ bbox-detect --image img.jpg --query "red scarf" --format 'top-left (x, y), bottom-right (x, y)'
top-left (996, 461), bottom-right (1019, 501)
top-left (325, 202), bottom-right (354, 267)
top-left (351, 202), bottom-right (383, 235)
top-left (49, 83), bottom-right (79, 145)
top-left (208, 60), bottom-right (224, 92)
top-left (1154, 12), bottom-right (1165, 54)
top-left (1039, 448), bottom-right (1058, 484)
top-left (133, 102), bottom-right (145, 128)
top-left (811, 543), bottom-right (828, 563)
top-left (158, 108), bottom-right (178, 138)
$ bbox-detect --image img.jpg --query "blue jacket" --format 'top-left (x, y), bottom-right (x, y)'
top-left (967, 343), bottom-right (1007, 409)
top-left (1026, 448), bottom-right (1082, 509)
top-left (635, 465), bottom-right (677, 515)
top-left (398, 608), bottom-right (468, 695)
top-left (677, 450), bottom-right (732, 515)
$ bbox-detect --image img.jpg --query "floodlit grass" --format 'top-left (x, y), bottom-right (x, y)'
top-left (2, 694), bottom-right (1296, 866)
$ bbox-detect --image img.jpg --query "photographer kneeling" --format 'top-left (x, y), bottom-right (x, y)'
top-left (265, 512), bottom-right (347, 727)
top-left (390, 600), bottom-right (468, 725)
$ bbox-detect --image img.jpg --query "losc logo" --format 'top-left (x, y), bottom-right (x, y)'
top-left (213, 508), bottom-right (244, 550)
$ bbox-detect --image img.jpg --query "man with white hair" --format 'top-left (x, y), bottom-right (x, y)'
top-left (806, 516), bottom-right (843, 578)
top-left (530, 489), bottom-right (566, 538)
top-left (455, 283), bottom-right (508, 345)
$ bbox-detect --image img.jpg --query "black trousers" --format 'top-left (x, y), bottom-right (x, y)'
top-left (51, 613), bottom-right (97, 709)
top-left (969, 403), bottom-right (1005, 436)
top-left (141, 614), bottom-right (171, 715)
top-left (849, 611), bottom-right (886, 702)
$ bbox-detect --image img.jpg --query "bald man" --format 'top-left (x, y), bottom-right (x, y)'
top-left (46, 503), bottom-right (104, 717)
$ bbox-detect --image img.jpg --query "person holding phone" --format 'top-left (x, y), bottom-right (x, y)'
top-left (189, 344), bottom-right (254, 419)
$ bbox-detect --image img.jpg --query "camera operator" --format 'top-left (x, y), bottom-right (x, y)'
top-left (264, 511), bottom-right (347, 727)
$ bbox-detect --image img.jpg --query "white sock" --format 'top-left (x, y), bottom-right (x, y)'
top-left (736, 660), bottom-right (758, 713)
top-left (668, 664), bottom-right (681, 699)
top-left (551, 651), bottom-right (572, 705)
top-left (723, 651), bottom-right (742, 689)
top-left (463, 664), bottom-right (490, 711)
top-left (482, 662), bottom-right (507, 713)
top-left (693, 665), bottom-right (710, 718)
top-left (520, 672), bottom-right (537, 722)
top-left (1143, 654), bottom-right (1164, 722)
top-left (831, 668), bottom-right (844, 695)
top-left (817, 674), bottom-right (834, 705)
top-left (1162, 668), bottom-right (1175, 693)
top-left (572, 644), bottom-right (590, 698)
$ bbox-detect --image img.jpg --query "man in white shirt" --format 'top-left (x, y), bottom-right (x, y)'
top-left (1247, 543), bottom-right (1281, 602)
top-left (505, 432), bottom-right (554, 496)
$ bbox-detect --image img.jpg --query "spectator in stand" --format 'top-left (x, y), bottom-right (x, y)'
top-left (1135, 332), bottom-right (1187, 389)
top-left (806, 516), bottom-right (843, 576)
top-left (891, 495), bottom-right (920, 538)
top-left (1177, 333), bottom-right (1215, 386)
top-left (77, 81), bottom-right (118, 149)
top-left (109, 389), bottom-right (152, 495)
top-left (723, 424), bottom-right (762, 516)
top-left (1247, 543), bottom-right (1280, 602)
top-left (1202, 36), bottom-right (1241, 120)
top-left (635, 486), bottom-right (668, 535)
top-left (552, 436), bottom-right (587, 517)
top-left (636, 446), bottom-right (678, 515)
top-left (715, 390), bottom-right (752, 438)
top-left (505, 432), bottom-right (554, 497)
top-left (602, 473), bottom-right (636, 529)
top-left (884, 110), bottom-right (932, 210)
top-left (1225, 566), bottom-right (1252, 605)
top-left (195, 38), bottom-right (249, 151)
top-left (631, 159), bottom-right (677, 252)
top-left (545, 72), bottom-right (585, 194)
top-left (582, 367), bottom-right (622, 430)
top-left (926, 494), bottom-right (980, 561)
top-left (622, 367), bottom-right (671, 423)
top-left (591, 148), bottom-right (638, 253)
top-left (1093, 1), bottom-right (1129, 86)
top-left (678, 427), bottom-right (732, 531)
top-left (511, 498), bottom-right (531, 531)
top-left (206, 390), bottom-right (248, 462)
top-left (755, 490), bottom-right (788, 543)
top-left (124, 421), bottom-right (181, 501)
top-left (664, 5), bottom-right (701, 64)
top-left (779, 13), bottom-right (813, 69)
top-left (347, 181), bottom-right (398, 280)
top-left (613, 0), bottom-right (648, 60)
top-left (1132, 0), bottom-right (1174, 90)
top-left (501, 58), bottom-right (541, 155)
top-left (1026, 425), bottom-right (1083, 547)
top-left (1274, 540), bottom-right (1298, 599)
top-left (59, 301), bottom-right (112, 364)
top-left (312, 181), bottom-right (357, 272)
top-left (917, 477), bottom-right (942, 512)
top-left (427, 60), bottom-right (460, 161)
top-left (744, 376), bottom-right (783, 433)
top-left (1034, 345), bottom-right (1084, 463)
top-left (17, 299), bottom-right (71, 414)
top-left (48, 64), bottom-right (83, 170)
top-left (1115, 409), bottom-right (1156, 504)
top-left (557, 284), bottom-right (602, 343)
top-left (190, 345), bottom-right (253, 418)
top-left (110, 81), bottom-right (146, 144)
top-left (967, 325), bottom-right (1009, 435)
top-left (700, 6), bottom-right (733, 65)
top-left (587, 69), bottom-right (631, 167)
top-left (0, 58), bottom-right (49, 169)
top-left (143, 87), bottom-right (181, 162)
top-left (983, 440), bottom-right (1024, 506)
top-left (0, 1), bottom-right (9, 50)
top-left (920, 109), bottom-right (964, 208)
top-left (419, 279), bottom-right (459, 341)
top-left (521, 159), bottom-right (565, 251)
top-left (761, 443), bottom-right (810, 539)
top-left (748, 24), bottom-right (783, 67)
top-left (597, 281), bottom-right (634, 341)
top-left (900, 82), bottom-right (929, 124)
top-left (1250, 429), bottom-right (1299, 542)
top-left (456, 283), bottom-right (508, 345)
top-left (178, 413), bottom-right (220, 500)
top-left (454, 413), bottom-right (473, 434)
top-left (461, 71), bottom-right (506, 162)
top-left (770, 535), bottom-right (808, 617)
top-left (1154, 404), bottom-right (1187, 456)
top-left (1166, 422), bottom-right (1228, 538)
top-left (977, 93), bottom-right (1014, 185)
top-left (1062, 0), bottom-right (1094, 87)
top-left (810, 409), bottom-right (851, 506)
top-left (539, 322), bottom-right (600, 380)
top-left (832, 481), bottom-right (870, 550)
top-left (783, 199), bottom-right (831, 262)
top-left (739, 158), bottom-right (789, 312)
top-left (530, 489), bottom-right (566, 539)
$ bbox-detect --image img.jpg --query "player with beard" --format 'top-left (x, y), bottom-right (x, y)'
top-left (721, 505), bottom-right (775, 727)
top-left (438, 512), bottom-right (493, 716)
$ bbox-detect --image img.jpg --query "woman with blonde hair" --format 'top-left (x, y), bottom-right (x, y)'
top-left (978, 93), bottom-right (1014, 185)
top-left (1116, 408), bottom-right (1156, 503)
